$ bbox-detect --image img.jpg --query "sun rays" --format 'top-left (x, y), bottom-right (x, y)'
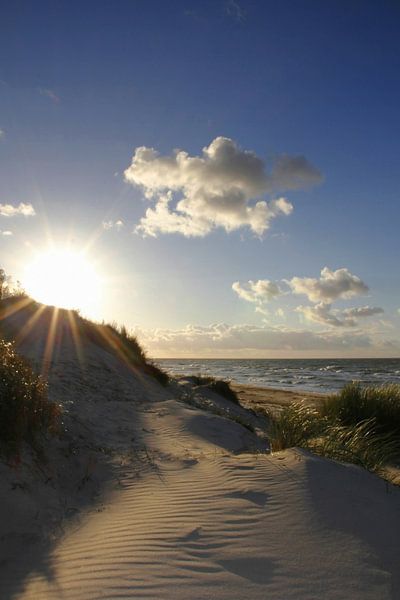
top-left (0, 295), bottom-right (148, 382)
top-left (23, 247), bottom-right (102, 313)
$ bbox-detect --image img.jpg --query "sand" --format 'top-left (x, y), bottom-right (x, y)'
top-left (232, 383), bottom-right (327, 415)
top-left (1, 304), bottom-right (400, 599)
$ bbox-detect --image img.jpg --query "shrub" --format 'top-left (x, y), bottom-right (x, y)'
top-left (321, 382), bottom-right (400, 436)
top-left (0, 339), bottom-right (60, 457)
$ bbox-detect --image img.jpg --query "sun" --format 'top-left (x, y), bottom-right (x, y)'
top-left (23, 247), bottom-right (102, 314)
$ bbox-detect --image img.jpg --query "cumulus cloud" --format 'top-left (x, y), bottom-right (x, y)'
top-left (232, 267), bottom-right (382, 328)
top-left (124, 137), bottom-right (321, 237)
top-left (296, 303), bottom-right (356, 328)
top-left (232, 279), bottom-right (282, 304)
top-left (297, 303), bottom-right (384, 328)
top-left (0, 203), bottom-right (36, 217)
top-left (343, 306), bottom-right (384, 318)
top-left (102, 219), bottom-right (124, 230)
top-left (134, 322), bottom-right (371, 356)
top-left (289, 267), bottom-right (368, 304)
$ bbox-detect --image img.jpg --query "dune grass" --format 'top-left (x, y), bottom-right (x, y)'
top-left (267, 383), bottom-right (400, 473)
top-left (81, 320), bottom-right (169, 386)
top-left (0, 295), bottom-right (169, 387)
top-left (268, 402), bottom-right (325, 452)
top-left (321, 382), bottom-right (400, 436)
top-left (0, 339), bottom-right (60, 458)
top-left (189, 374), bottom-right (240, 404)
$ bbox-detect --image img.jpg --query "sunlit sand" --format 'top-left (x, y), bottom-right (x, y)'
top-left (0, 301), bottom-right (399, 600)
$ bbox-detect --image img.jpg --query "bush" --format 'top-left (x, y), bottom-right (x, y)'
top-left (0, 339), bottom-right (60, 457)
top-left (321, 382), bottom-right (400, 436)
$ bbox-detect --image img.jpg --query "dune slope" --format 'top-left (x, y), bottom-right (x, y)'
top-left (0, 302), bottom-right (399, 599)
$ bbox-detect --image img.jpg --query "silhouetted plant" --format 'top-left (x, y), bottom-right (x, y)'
top-left (0, 339), bottom-right (60, 458)
top-left (190, 374), bottom-right (239, 404)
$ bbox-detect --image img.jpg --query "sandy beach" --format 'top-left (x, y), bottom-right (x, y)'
top-left (232, 383), bottom-right (327, 414)
top-left (0, 306), bottom-right (400, 600)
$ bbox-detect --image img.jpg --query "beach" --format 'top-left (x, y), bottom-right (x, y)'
top-left (232, 383), bottom-right (327, 415)
top-left (0, 304), bottom-right (400, 599)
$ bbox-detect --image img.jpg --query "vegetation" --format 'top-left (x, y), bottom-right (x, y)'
top-left (267, 383), bottom-right (400, 473)
top-left (190, 374), bottom-right (239, 404)
top-left (321, 382), bottom-right (400, 436)
top-left (79, 319), bottom-right (169, 386)
top-left (0, 268), bottom-right (26, 300)
top-left (268, 402), bottom-right (325, 452)
top-left (0, 339), bottom-right (60, 458)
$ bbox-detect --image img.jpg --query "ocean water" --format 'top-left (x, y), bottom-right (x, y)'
top-left (156, 358), bottom-right (400, 394)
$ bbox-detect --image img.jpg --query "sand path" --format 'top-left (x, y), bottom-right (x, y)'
top-left (7, 398), bottom-right (400, 600)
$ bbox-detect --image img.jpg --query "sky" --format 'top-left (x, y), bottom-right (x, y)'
top-left (0, 0), bottom-right (399, 358)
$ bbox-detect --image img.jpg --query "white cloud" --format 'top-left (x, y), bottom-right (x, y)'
top-left (102, 219), bottom-right (124, 230)
top-left (124, 137), bottom-right (321, 237)
top-left (0, 230), bottom-right (13, 236)
top-left (232, 267), bottom-right (381, 328)
top-left (289, 267), bottom-right (368, 304)
top-left (0, 203), bottom-right (36, 217)
top-left (343, 306), bottom-right (384, 318)
top-left (296, 303), bottom-right (356, 328)
top-left (232, 279), bottom-right (282, 304)
top-left (135, 322), bottom-right (372, 356)
top-left (297, 303), bottom-right (384, 328)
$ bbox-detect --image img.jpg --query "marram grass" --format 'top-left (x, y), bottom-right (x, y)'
top-left (267, 383), bottom-right (400, 473)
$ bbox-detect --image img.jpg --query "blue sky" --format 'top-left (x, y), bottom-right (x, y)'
top-left (0, 0), bottom-right (399, 357)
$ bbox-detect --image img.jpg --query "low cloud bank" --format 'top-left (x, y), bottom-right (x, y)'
top-left (135, 322), bottom-right (373, 357)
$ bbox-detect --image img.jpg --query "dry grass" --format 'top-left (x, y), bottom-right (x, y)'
top-left (0, 339), bottom-right (60, 458)
top-left (267, 384), bottom-right (400, 473)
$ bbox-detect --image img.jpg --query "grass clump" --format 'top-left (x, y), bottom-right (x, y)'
top-left (191, 375), bottom-right (239, 404)
top-left (0, 339), bottom-right (60, 458)
top-left (321, 382), bottom-right (400, 436)
top-left (267, 383), bottom-right (400, 474)
top-left (268, 402), bottom-right (325, 451)
top-left (313, 418), bottom-right (400, 472)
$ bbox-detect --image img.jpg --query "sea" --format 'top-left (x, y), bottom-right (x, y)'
top-left (156, 358), bottom-right (400, 394)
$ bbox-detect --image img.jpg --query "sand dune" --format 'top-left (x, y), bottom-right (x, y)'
top-left (1, 304), bottom-right (400, 599)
